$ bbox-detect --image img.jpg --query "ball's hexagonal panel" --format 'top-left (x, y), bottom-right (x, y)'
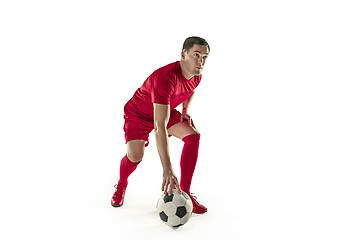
top-left (185, 199), bottom-right (193, 212)
top-left (163, 202), bottom-right (177, 216)
top-left (180, 212), bottom-right (191, 225)
top-left (156, 198), bottom-right (165, 212)
top-left (182, 191), bottom-right (191, 200)
top-left (167, 215), bottom-right (181, 227)
top-left (172, 194), bottom-right (187, 207)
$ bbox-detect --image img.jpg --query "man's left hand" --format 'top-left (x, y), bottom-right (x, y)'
top-left (180, 113), bottom-right (194, 128)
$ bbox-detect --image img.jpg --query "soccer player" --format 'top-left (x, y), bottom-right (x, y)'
top-left (111, 36), bottom-right (210, 214)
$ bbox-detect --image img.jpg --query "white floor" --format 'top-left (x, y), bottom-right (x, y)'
top-left (3, 133), bottom-right (360, 240)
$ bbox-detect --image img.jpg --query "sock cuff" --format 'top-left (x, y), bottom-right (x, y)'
top-left (124, 155), bottom-right (141, 167)
top-left (182, 133), bottom-right (200, 143)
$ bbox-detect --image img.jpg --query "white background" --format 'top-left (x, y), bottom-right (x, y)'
top-left (1, 0), bottom-right (359, 239)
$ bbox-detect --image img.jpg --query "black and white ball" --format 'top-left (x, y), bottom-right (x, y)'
top-left (156, 191), bottom-right (193, 227)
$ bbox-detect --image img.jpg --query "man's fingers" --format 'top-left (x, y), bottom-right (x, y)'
top-left (163, 175), bottom-right (181, 195)
top-left (188, 117), bottom-right (194, 128)
top-left (170, 177), bottom-right (181, 195)
top-left (190, 118), bottom-right (196, 128)
top-left (169, 177), bottom-right (176, 195)
top-left (180, 115), bottom-right (185, 123)
top-left (165, 179), bottom-right (170, 195)
top-left (162, 177), bottom-right (167, 192)
top-left (174, 178), bottom-right (181, 194)
top-left (163, 177), bottom-right (170, 194)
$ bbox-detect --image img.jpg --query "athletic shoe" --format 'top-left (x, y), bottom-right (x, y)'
top-left (186, 192), bottom-right (207, 214)
top-left (111, 184), bottom-right (126, 207)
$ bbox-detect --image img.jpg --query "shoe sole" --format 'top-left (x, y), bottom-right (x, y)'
top-left (111, 203), bottom-right (123, 208)
top-left (193, 210), bottom-right (207, 214)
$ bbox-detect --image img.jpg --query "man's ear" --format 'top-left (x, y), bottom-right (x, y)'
top-left (181, 49), bottom-right (187, 61)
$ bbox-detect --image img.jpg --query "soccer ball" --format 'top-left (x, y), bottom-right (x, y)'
top-left (156, 190), bottom-right (193, 227)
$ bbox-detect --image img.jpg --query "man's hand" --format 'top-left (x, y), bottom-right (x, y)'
top-left (180, 112), bottom-right (194, 128)
top-left (162, 168), bottom-right (181, 195)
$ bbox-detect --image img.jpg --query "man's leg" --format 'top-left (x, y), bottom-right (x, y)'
top-left (120, 139), bottom-right (145, 186)
top-left (168, 122), bottom-right (199, 192)
top-left (168, 121), bottom-right (207, 213)
top-left (111, 139), bottom-right (145, 207)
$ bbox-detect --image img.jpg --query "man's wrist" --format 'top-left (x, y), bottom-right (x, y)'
top-left (162, 165), bottom-right (173, 173)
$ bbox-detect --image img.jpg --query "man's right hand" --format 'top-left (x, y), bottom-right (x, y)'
top-left (162, 168), bottom-right (181, 195)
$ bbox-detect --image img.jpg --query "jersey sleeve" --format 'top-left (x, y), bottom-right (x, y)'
top-left (151, 71), bottom-right (176, 105)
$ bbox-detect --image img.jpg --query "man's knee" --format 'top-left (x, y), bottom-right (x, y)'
top-left (127, 151), bottom-right (144, 163)
top-left (126, 140), bottom-right (145, 162)
top-left (179, 126), bottom-right (199, 140)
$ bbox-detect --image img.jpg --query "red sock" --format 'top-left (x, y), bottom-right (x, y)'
top-left (118, 155), bottom-right (141, 188)
top-left (180, 133), bottom-right (200, 193)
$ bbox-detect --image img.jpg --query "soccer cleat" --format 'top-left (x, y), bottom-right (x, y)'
top-left (186, 192), bottom-right (207, 214)
top-left (111, 184), bottom-right (126, 207)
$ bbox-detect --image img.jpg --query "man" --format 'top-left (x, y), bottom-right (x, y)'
top-left (111, 36), bottom-right (210, 214)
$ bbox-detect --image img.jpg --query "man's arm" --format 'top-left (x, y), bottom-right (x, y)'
top-left (182, 91), bottom-right (195, 115)
top-left (181, 91), bottom-right (196, 128)
top-left (153, 103), bottom-right (181, 195)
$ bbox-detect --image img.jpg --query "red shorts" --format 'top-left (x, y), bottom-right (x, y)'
top-left (123, 100), bottom-right (188, 146)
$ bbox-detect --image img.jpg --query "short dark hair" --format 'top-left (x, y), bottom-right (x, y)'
top-left (182, 36), bottom-right (210, 52)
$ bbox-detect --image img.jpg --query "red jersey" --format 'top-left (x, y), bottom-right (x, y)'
top-left (129, 61), bottom-right (201, 118)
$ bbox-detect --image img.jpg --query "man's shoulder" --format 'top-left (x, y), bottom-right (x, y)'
top-left (150, 61), bottom-right (179, 82)
top-left (153, 61), bottom-right (178, 75)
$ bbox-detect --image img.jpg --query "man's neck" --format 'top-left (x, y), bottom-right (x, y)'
top-left (180, 61), bottom-right (194, 80)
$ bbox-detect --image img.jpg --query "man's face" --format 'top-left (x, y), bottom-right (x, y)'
top-left (182, 44), bottom-right (209, 76)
